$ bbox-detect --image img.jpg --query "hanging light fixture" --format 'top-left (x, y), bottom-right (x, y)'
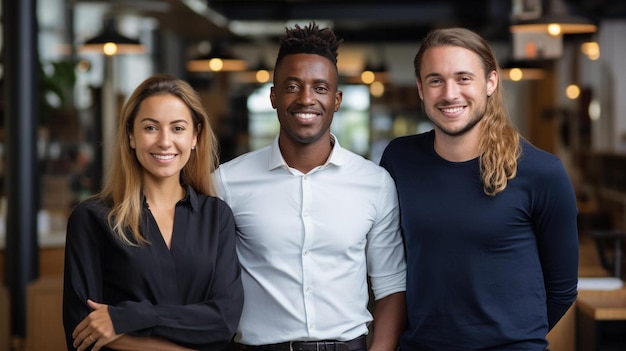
top-left (360, 62), bottom-right (389, 85)
top-left (233, 61), bottom-right (274, 84)
top-left (500, 60), bottom-right (547, 81)
top-left (250, 61), bottom-right (272, 84)
top-left (187, 41), bottom-right (247, 73)
top-left (510, 0), bottom-right (597, 36)
top-left (581, 41), bottom-right (600, 60)
top-left (80, 18), bottom-right (145, 56)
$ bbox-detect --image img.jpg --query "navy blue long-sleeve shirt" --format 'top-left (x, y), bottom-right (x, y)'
top-left (63, 186), bottom-right (244, 351)
top-left (380, 131), bottom-right (578, 350)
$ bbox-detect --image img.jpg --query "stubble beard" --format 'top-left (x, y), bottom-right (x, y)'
top-left (428, 103), bottom-right (486, 137)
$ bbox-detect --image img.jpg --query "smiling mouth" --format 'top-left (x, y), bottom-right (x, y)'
top-left (439, 106), bottom-right (465, 114)
top-left (152, 154), bottom-right (176, 160)
top-left (293, 112), bottom-right (319, 120)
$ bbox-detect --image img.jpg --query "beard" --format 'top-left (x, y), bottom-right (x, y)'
top-left (425, 101), bottom-right (486, 137)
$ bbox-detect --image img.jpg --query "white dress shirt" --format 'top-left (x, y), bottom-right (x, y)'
top-left (214, 135), bottom-right (406, 345)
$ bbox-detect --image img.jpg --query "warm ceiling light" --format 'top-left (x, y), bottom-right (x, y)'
top-left (251, 60), bottom-right (273, 83)
top-left (80, 19), bottom-right (145, 56)
top-left (255, 69), bottom-right (271, 84)
top-left (581, 42), bottom-right (600, 60)
top-left (500, 60), bottom-right (546, 81)
top-left (230, 62), bottom-right (273, 84)
top-left (187, 56), bottom-right (247, 72)
top-left (360, 61), bottom-right (389, 85)
top-left (566, 84), bottom-right (580, 99)
top-left (187, 43), bottom-right (247, 72)
top-left (369, 81), bottom-right (385, 97)
top-left (361, 71), bottom-right (376, 84)
top-left (508, 68), bottom-right (524, 81)
top-left (510, 0), bottom-right (597, 36)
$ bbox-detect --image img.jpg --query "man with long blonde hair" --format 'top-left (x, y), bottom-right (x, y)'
top-left (380, 27), bottom-right (578, 350)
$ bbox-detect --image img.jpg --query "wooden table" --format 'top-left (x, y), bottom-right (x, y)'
top-left (577, 286), bottom-right (626, 350)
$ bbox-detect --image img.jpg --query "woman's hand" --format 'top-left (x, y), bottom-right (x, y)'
top-left (72, 299), bottom-right (121, 351)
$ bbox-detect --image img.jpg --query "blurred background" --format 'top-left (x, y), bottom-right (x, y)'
top-left (2, 0), bottom-right (626, 350)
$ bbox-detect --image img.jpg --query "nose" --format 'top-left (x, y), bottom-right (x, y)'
top-left (296, 87), bottom-right (315, 105)
top-left (157, 130), bottom-right (173, 148)
top-left (442, 81), bottom-right (460, 101)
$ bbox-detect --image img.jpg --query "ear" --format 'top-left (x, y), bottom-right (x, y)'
top-left (270, 86), bottom-right (277, 109)
top-left (192, 124), bottom-right (199, 150)
top-left (487, 70), bottom-right (498, 97)
top-left (416, 78), bottom-right (424, 100)
top-left (334, 90), bottom-right (343, 112)
top-left (129, 135), bottom-right (135, 150)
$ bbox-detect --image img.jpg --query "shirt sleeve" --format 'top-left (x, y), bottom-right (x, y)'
top-left (533, 158), bottom-right (579, 330)
top-left (107, 201), bottom-right (244, 350)
top-left (366, 170), bottom-right (407, 300)
top-left (62, 201), bottom-right (108, 351)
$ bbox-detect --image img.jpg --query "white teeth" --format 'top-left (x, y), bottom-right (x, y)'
top-left (295, 113), bottom-right (317, 120)
top-left (440, 106), bottom-right (464, 113)
top-left (153, 154), bottom-right (175, 160)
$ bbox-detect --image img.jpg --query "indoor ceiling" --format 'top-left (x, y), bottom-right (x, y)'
top-left (82, 0), bottom-right (626, 44)
top-left (206, 0), bottom-right (513, 43)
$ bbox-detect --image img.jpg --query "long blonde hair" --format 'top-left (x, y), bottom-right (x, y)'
top-left (414, 27), bottom-right (521, 196)
top-left (99, 74), bottom-right (219, 245)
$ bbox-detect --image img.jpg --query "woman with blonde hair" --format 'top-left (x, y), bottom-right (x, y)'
top-left (63, 74), bottom-right (243, 351)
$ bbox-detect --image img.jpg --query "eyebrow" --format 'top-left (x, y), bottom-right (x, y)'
top-left (138, 117), bottom-right (190, 124)
top-left (424, 71), bottom-right (476, 79)
top-left (283, 76), bottom-right (331, 85)
top-left (455, 71), bottom-right (476, 77)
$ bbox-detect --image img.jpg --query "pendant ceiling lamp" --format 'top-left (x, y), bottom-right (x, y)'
top-left (232, 61), bottom-right (273, 84)
top-left (80, 18), bottom-right (145, 56)
top-left (187, 42), bottom-right (247, 73)
top-left (250, 61), bottom-right (273, 83)
top-left (510, 0), bottom-right (597, 36)
top-left (500, 60), bottom-right (546, 81)
top-left (360, 62), bottom-right (389, 84)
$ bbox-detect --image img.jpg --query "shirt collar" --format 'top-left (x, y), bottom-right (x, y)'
top-left (142, 183), bottom-right (199, 212)
top-left (181, 184), bottom-right (199, 212)
top-left (267, 133), bottom-right (347, 171)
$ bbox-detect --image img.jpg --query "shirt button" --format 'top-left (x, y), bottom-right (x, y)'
top-left (304, 250), bottom-right (309, 256)
top-left (305, 287), bottom-right (311, 292)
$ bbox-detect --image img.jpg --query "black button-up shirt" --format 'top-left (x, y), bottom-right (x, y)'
top-left (63, 185), bottom-right (243, 350)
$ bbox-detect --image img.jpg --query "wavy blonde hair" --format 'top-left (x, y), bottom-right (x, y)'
top-left (413, 27), bottom-right (521, 196)
top-left (99, 74), bottom-right (219, 245)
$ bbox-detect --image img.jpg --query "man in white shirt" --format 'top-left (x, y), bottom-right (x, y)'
top-left (213, 22), bottom-right (406, 351)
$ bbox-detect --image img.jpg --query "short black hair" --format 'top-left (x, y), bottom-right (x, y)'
top-left (274, 22), bottom-right (343, 69)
